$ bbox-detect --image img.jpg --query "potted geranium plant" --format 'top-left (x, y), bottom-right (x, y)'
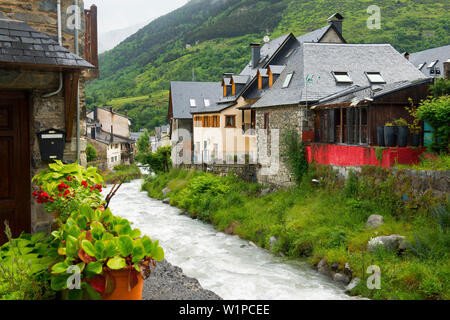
top-left (49, 204), bottom-right (164, 300)
top-left (393, 118), bottom-right (409, 147)
top-left (384, 122), bottom-right (396, 147)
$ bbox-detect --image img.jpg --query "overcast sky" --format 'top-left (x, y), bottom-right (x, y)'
top-left (83, 0), bottom-right (189, 34)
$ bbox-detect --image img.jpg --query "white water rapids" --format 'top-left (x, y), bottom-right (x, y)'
top-left (104, 179), bottom-right (351, 300)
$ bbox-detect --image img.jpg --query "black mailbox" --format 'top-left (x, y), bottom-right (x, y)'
top-left (38, 129), bottom-right (66, 161)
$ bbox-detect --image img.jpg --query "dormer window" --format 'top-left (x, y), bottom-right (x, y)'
top-left (204, 99), bottom-right (210, 107)
top-left (427, 60), bottom-right (438, 68)
top-left (366, 72), bottom-right (385, 84)
top-left (332, 71), bottom-right (352, 83)
top-left (190, 99), bottom-right (196, 107)
top-left (282, 72), bottom-right (294, 88)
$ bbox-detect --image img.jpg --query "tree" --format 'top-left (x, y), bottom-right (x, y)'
top-left (136, 130), bottom-right (150, 154)
top-left (86, 144), bottom-right (98, 162)
top-left (139, 146), bottom-right (172, 173)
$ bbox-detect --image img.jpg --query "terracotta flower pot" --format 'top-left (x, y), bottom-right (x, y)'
top-left (103, 269), bottom-right (144, 300)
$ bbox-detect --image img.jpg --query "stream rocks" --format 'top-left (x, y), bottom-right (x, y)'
top-left (143, 259), bottom-right (222, 300)
top-left (163, 198), bottom-right (170, 204)
top-left (365, 215), bottom-right (384, 229)
top-left (367, 234), bottom-right (408, 252)
top-left (317, 259), bottom-right (351, 286)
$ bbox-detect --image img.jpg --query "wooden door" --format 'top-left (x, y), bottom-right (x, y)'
top-left (0, 92), bottom-right (30, 245)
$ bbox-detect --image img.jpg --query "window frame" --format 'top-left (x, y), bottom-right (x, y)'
top-left (365, 72), bottom-right (386, 84)
top-left (225, 115), bottom-right (236, 128)
top-left (332, 71), bottom-right (353, 83)
top-left (282, 72), bottom-right (294, 88)
top-left (190, 99), bottom-right (196, 107)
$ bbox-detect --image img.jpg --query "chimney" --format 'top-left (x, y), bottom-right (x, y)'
top-left (444, 60), bottom-right (450, 79)
top-left (250, 43), bottom-right (261, 68)
top-left (402, 52), bottom-right (410, 60)
top-left (110, 125), bottom-right (114, 143)
top-left (328, 13), bottom-right (344, 36)
top-left (93, 106), bottom-right (98, 122)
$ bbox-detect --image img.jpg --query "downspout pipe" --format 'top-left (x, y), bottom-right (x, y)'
top-left (42, 0), bottom-right (63, 98)
top-left (75, 0), bottom-right (80, 163)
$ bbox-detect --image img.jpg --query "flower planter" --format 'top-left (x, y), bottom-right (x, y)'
top-left (377, 126), bottom-right (385, 146)
top-left (384, 126), bottom-right (396, 147)
top-left (396, 126), bottom-right (409, 147)
top-left (411, 133), bottom-right (420, 147)
top-left (103, 269), bottom-right (144, 300)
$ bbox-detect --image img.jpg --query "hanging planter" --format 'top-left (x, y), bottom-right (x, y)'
top-left (384, 123), bottom-right (396, 147)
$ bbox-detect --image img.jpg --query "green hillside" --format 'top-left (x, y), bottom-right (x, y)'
top-left (86, 0), bottom-right (450, 132)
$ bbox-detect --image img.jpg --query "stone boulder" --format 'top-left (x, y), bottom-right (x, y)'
top-left (260, 188), bottom-right (271, 197)
top-left (345, 278), bottom-right (360, 293)
top-left (317, 259), bottom-right (334, 278)
top-left (333, 272), bottom-right (351, 285)
top-left (162, 198), bottom-right (170, 204)
top-left (365, 214), bottom-right (384, 229)
top-left (162, 187), bottom-right (171, 197)
top-left (367, 234), bottom-right (407, 252)
top-left (269, 236), bottom-right (279, 250)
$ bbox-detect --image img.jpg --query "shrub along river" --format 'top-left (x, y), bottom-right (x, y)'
top-left (104, 179), bottom-right (351, 300)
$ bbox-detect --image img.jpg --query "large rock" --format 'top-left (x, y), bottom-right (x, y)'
top-left (317, 259), bottom-right (334, 278)
top-left (162, 187), bottom-right (171, 197)
top-left (269, 236), bottom-right (279, 250)
top-left (345, 277), bottom-right (360, 293)
top-left (162, 198), bottom-right (170, 204)
top-left (367, 234), bottom-right (406, 252)
top-left (365, 214), bottom-right (384, 229)
top-left (333, 273), bottom-right (351, 285)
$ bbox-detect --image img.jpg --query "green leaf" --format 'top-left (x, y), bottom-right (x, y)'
top-left (51, 275), bottom-right (68, 291)
top-left (66, 289), bottom-right (83, 300)
top-left (130, 228), bottom-right (142, 239)
top-left (131, 245), bottom-right (145, 264)
top-left (86, 262), bottom-right (103, 275)
top-left (82, 282), bottom-right (102, 300)
top-left (66, 235), bottom-right (79, 257)
top-left (141, 236), bottom-right (153, 253)
top-left (52, 262), bottom-right (69, 274)
top-left (94, 240), bottom-right (105, 260)
top-left (107, 257), bottom-right (126, 270)
top-left (31, 232), bottom-right (46, 243)
top-left (90, 221), bottom-right (105, 240)
top-left (81, 240), bottom-right (96, 257)
top-left (118, 235), bottom-right (134, 257)
top-left (151, 246), bottom-right (164, 262)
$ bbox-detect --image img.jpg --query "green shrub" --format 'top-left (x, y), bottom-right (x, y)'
top-left (280, 127), bottom-right (308, 184)
top-left (86, 144), bottom-right (98, 162)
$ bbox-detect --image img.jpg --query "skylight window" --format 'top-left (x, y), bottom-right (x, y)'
top-left (418, 63), bottom-right (426, 70)
top-left (366, 72), bottom-right (385, 84)
top-left (282, 72), bottom-right (294, 88)
top-left (190, 99), bottom-right (196, 107)
top-left (204, 99), bottom-right (210, 107)
top-left (332, 72), bottom-right (352, 83)
top-left (427, 60), bottom-right (438, 68)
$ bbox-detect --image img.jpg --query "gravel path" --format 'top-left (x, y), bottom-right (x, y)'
top-left (143, 259), bottom-right (222, 300)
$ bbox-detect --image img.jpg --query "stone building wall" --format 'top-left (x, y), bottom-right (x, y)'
top-left (179, 163), bottom-right (258, 184)
top-left (255, 104), bottom-right (314, 187)
top-left (0, 0), bottom-right (90, 234)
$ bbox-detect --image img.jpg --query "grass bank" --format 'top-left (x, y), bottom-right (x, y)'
top-left (103, 164), bottom-right (142, 184)
top-left (142, 166), bottom-right (449, 300)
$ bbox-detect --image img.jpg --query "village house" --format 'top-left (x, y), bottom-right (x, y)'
top-left (252, 43), bottom-right (431, 185)
top-left (409, 44), bottom-right (450, 79)
top-left (169, 13), bottom-right (347, 166)
top-left (0, 0), bottom-right (98, 243)
top-left (86, 106), bottom-right (135, 170)
top-left (154, 124), bottom-right (170, 151)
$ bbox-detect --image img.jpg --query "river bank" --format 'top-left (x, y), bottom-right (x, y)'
top-left (141, 167), bottom-right (449, 300)
top-left (104, 179), bottom-right (350, 300)
top-left (143, 259), bottom-right (222, 300)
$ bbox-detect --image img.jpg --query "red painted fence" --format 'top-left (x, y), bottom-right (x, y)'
top-left (305, 144), bottom-right (426, 168)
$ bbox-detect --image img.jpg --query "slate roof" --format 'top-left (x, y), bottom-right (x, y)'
top-left (409, 45), bottom-right (450, 78)
top-left (170, 81), bottom-right (232, 118)
top-left (313, 78), bottom-right (434, 107)
top-left (253, 43), bottom-right (429, 109)
top-left (0, 17), bottom-right (94, 69)
top-left (88, 129), bottom-right (134, 145)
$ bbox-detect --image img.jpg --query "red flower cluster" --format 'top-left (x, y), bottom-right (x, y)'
top-left (32, 190), bottom-right (54, 204)
top-left (66, 176), bottom-right (73, 182)
top-left (90, 184), bottom-right (103, 193)
top-left (81, 181), bottom-right (88, 188)
top-left (58, 182), bottom-right (70, 192)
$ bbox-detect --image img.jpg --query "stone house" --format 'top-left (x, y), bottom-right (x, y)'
top-left (252, 43), bottom-right (431, 185)
top-left (154, 124), bottom-right (170, 151)
top-left (86, 106), bottom-right (134, 169)
top-left (0, 0), bottom-right (98, 243)
top-left (409, 45), bottom-right (450, 79)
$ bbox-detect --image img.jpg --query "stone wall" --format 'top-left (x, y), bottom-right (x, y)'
top-left (255, 104), bottom-right (314, 187)
top-left (179, 163), bottom-right (258, 184)
top-left (0, 0), bottom-right (90, 234)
